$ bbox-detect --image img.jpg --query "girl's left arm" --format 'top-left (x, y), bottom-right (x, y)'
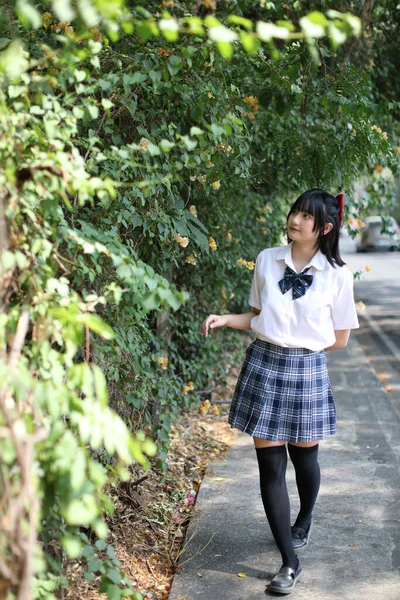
top-left (325, 329), bottom-right (350, 351)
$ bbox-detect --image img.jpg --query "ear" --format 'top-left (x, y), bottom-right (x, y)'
top-left (324, 222), bottom-right (334, 235)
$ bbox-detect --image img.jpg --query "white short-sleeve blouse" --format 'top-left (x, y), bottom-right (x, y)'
top-left (249, 243), bottom-right (359, 351)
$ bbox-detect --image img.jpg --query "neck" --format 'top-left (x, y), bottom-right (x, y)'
top-left (291, 241), bottom-right (318, 272)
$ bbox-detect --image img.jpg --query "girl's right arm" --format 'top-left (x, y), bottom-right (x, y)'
top-left (200, 309), bottom-right (260, 337)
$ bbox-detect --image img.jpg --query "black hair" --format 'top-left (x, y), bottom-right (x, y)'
top-left (287, 188), bottom-right (345, 267)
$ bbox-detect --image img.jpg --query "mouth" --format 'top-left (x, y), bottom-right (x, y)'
top-left (289, 226), bottom-right (300, 232)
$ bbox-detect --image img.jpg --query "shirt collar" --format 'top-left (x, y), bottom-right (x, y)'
top-left (276, 242), bottom-right (328, 272)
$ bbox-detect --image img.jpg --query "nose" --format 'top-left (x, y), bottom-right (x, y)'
top-left (291, 214), bottom-right (300, 225)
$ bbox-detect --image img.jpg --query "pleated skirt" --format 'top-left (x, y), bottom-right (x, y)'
top-left (228, 339), bottom-right (336, 442)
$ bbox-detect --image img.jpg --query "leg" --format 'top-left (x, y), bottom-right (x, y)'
top-left (253, 438), bottom-right (297, 569)
top-left (288, 442), bottom-right (320, 531)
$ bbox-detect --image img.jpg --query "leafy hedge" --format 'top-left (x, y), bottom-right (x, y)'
top-left (0, 1), bottom-right (398, 598)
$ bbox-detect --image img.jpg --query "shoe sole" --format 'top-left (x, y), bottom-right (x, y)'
top-left (266, 567), bottom-right (303, 595)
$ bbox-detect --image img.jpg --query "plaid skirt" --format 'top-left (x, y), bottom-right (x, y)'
top-left (228, 339), bottom-right (336, 442)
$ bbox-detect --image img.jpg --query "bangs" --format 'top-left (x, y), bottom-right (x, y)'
top-left (288, 190), bottom-right (326, 231)
top-left (289, 196), bottom-right (316, 217)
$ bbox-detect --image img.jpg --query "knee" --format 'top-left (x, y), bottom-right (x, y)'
top-left (288, 443), bottom-right (319, 468)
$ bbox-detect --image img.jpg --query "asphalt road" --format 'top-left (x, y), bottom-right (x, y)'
top-left (341, 244), bottom-right (400, 415)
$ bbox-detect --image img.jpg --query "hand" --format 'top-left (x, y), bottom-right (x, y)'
top-left (200, 314), bottom-right (228, 337)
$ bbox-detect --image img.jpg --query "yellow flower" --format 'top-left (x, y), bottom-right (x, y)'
top-left (357, 301), bottom-right (366, 312)
top-left (175, 234), bottom-right (189, 248)
top-left (212, 180), bottom-right (221, 190)
top-left (204, 0), bottom-right (217, 8)
top-left (157, 357), bottom-right (168, 370)
top-left (42, 12), bottom-right (53, 29)
top-left (357, 219), bottom-right (365, 228)
top-left (374, 164), bottom-right (383, 173)
top-left (51, 21), bottom-right (74, 34)
top-left (212, 404), bottom-right (220, 415)
top-left (139, 137), bottom-right (150, 153)
top-left (199, 399), bottom-right (211, 415)
top-left (365, 265), bottom-right (371, 272)
top-left (91, 27), bottom-right (102, 42)
top-left (237, 258), bottom-right (254, 270)
top-left (197, 174), bottom-right (207, 184)
top-left (185, 254), bottom-right (197, 265)
top-left (209, 236), bottom-right (217, 251)
top-left (396, 147), bottom-right (400, 154)
top-left (226, 231), bottom-right (232, 241)
top-left (189, 205), bottom-right (197, 217)
top-left (207, 92), bottom-right (214, 98)
top-left (261, 227), bottom-right (268, 235)
top-left (257, 216), bottom-right (266, 223)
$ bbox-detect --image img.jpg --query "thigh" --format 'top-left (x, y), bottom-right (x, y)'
top-left (289, 441), bottom-right (319, 448)
top-left (253, 437), bottom-right (286, 449)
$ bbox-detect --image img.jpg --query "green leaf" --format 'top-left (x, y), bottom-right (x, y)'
top-left (99, 582), bottom-right (121, 600)
top-left (227, 15), bottom-right (253, 30)
top-left (16, 0), bottom-right (41, 29)
top-left (181, 136), bottom-right (198, 151)
top-left (87, 556), bottom-right (103, 573)
top-left (75, 69), bottom-right (86, 83)
top-left (101, 99), bottom-right (114, 110)
top-left (0, 38), bottom-right (10, 50)
top-left (299, 15), bottom-right (326, 38)
top-left (52, 0), bottom-right (76, 21)
top-left (88, 105), bottom-right (99, 120)
top-left (106, 569), bottom-right (121, 585)
top-left (190, 126), bottom-right (204, 136)
top-left (95, 539), bottom-right (107, 551)
top-left (136, 21), bottom-right (159, 41)
top-left (142, 291), bottom-right (159, 311)
top-left (131, 72), bottom-right (147, 84)
top-left (62, 536), bottom-right (83, 559)
top-left (240, 31), bottom-right (260, 56)
top-left (160, 139), bottom-right (175, 152)
top-left (256, 22), bottom-right (290, 41)
top-left (159, 18), bottom-right (179, 42)
top-left (75, 314), bottom-right (115, 340)
top-left (78, 0), bottom-right (100, 27)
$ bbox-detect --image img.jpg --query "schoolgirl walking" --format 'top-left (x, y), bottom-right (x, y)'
top-left (201, 189), bottom-right (359, 594)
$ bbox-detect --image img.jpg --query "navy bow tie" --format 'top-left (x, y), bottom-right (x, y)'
top-left (278, 266), bottom-right (313, 299)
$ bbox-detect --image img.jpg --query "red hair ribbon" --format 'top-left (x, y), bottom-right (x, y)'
top-left (336, 193), bottom-right (345, 227)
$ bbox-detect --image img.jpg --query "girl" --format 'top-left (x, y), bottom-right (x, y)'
top-left (200, 189), bottom-right (359, 595)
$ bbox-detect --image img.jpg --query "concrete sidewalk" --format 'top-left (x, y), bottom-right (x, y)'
top-left (169, 337), bottom-right (400, 600)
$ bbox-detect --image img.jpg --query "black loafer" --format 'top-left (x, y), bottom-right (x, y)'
top-left (291, 520), bottom-right (313, 550)
top-left (266, 561), bottom-right (302, 595)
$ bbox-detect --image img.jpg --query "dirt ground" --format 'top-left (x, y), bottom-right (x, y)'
top-left (65, 357), bottom-right (243, 600)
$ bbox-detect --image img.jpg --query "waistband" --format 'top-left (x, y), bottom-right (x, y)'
top-left (252, 338), bottom-right (324, 356)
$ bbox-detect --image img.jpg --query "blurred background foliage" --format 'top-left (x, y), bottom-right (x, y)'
top-left (0, 0), bottom-right (399, 598)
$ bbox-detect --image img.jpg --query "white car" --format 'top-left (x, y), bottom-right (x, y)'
top-left (356, 216), bottom-right (400, 252)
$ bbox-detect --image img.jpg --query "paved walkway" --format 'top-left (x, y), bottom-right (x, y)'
top-left (169, 337), bottom-right (400, 600)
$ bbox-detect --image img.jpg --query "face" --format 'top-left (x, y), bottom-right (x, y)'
top-left (287, 210), bottom-right (319, 246)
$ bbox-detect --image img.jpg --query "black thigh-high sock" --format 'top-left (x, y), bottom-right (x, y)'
top-left (288, 443), bottom-right (320, 530)
top-left (255, 445), bottom-right (297, 569)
